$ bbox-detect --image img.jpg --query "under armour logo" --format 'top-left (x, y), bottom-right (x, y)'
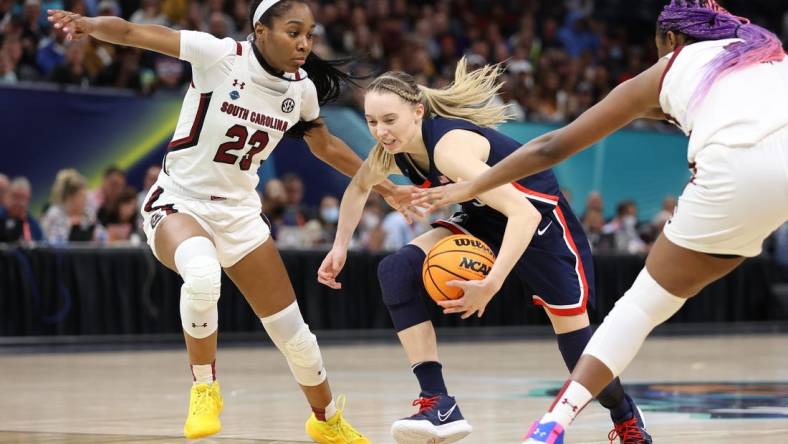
top-left (561, 398), bottom-right (579, 413)
top-left (232, 79), bottom-right (245, 89)
top-left (150, 212), bottom-right (163, 229)
top-left (192, 322), bottom-right (208, 328)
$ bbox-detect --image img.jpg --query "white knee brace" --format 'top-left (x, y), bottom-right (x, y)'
top-left (260, 302), bottom-right (326, 386)
top-left (583, 268), bottom-right (686, 376)
top-left (175, 237), bottom-right (221, 339)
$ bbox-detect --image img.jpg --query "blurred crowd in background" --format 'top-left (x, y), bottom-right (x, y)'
top-left (1, 1), bottom-right (786, 269)
top-left (2, 166), bottom-right (787, 277)
top-left (2, 0), bottom-right (787, 124)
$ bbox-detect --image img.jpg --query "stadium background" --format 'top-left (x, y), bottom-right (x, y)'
top-left (1, 0), bottom-right (787, 330)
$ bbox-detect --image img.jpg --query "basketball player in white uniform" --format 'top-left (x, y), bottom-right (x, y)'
top-left (416, 1), bottom-right (787, 441)
top-left (48, 1), bottom-right (415, 442)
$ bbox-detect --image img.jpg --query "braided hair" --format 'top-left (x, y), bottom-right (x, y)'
top-left (657, 0), bottom-right (785, 110)
top-left (366, 58), bottom-right (511, 174)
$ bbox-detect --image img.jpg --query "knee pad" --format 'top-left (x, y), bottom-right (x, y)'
top-left (378, 245), bottom-right (430, 331)
top-left (175, 237), bottom-right (221, 338)
top-left (260, 302), bottom-right (326, 386)
top-left (584, 268), bottom-right (685, 376)
top-left (180, 255), bottom-right (221, 311)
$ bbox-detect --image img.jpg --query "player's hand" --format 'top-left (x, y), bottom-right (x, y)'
top-left (437, 277), bottom-right (502, 319)
top-left (317, 247), bottom-right (346, 290)
top-left (414, 180), bottom-right (476, 214)
top-left (382, 184), bottom-right (425, 224)
top-left (47, 9), bottom-right (95, 41)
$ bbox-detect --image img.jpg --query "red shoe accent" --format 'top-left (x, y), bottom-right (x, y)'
top-left (608, 417), bottom-right (647, 443)
top-left (411, 396), bottom-right (439, 414)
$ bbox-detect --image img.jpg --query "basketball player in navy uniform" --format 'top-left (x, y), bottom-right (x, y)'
top-left (317, 60), bottom-right (650, 444)
top-left (417, 2), bottom-right (787, 442)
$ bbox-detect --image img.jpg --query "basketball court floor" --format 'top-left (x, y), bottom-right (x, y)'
top-left (2, 333), bottom-right (787, 443)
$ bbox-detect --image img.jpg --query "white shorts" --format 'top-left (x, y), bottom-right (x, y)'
top-left (140, 175), bottom-right (270, 267)
top-left (664, 126), bottom-right (788, 257)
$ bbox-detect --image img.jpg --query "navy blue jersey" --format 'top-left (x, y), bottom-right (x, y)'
top-left (394, 117), bottom-right (562, 229)
top-left (395, 117), bottom-right (594, 316)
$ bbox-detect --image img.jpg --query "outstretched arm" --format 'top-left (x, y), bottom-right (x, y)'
top-left (316, 158), bottom-right (389, 289)
top-left (305, 124), bottom-right (421, 221)
top-left (48, 9), bottom-right (180, 57)
top-left (416, 59), bottom-right (667, 209)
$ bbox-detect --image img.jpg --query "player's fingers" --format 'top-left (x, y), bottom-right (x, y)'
top-left (317, 270), bottom-right (335, 281)
top-left (444, 280), bottom-right (469, 289)
top-left (317, 275), bottom-right (341, 289)
top-left (436, 299), bottom-right (464, 308)
top-left (442, 307), bottom-right (465, 315)
top-left (47, 9), bottom-right (68, 20)
top-left (58, 14), bottom-right (79, 29)
top-left (399, 208), bottom-right (413, 224)
top-left (411, 191), bottom-right (432, 207)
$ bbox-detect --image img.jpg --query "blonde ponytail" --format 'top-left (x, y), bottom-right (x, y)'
top-left (365, 57), bottom-right (511, 174)
top-left (419, 58), bottom-right (510, 128)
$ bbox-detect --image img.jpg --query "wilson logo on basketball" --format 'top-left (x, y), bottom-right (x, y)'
top-left (459, 257), bottom-right (491, 275)
top-left (453, 238), bottom-right (493, 255)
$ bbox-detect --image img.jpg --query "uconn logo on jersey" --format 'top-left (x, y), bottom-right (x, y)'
top-left (281, 98), bottom-right (295, 113)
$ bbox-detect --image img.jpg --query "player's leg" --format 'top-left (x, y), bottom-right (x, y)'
top-left (149, 211), bottom-right (224, 440)
top-left (524, 235), bottom-right (744, 443)
top-left (223, 237), bottom-right (369, 444)
top-left (546, 311), bottom-right (651, 443)
top-left (381, 227), bottom-right (472, 443)
top-left (521, 205), bottom-right (649, 443)
top-left (526, 138), bottom-right (788, 442)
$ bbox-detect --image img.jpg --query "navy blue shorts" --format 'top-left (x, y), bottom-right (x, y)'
top-left (432, 203), bottom-right (595, 316)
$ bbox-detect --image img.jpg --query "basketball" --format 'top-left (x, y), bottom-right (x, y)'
top-left (422, 235), bottom-right (496, 302)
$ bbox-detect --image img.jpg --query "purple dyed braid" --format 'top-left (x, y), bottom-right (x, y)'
top-left (657, 0), bottom-right (785, 110)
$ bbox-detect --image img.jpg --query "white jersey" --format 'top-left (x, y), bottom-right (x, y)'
top-left (659, 39), bottom-right (788, 162)
top-left (161, 31), bottom-right (320, 200)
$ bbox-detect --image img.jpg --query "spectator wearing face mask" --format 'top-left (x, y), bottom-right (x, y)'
top-left (357, 196), bottom-right (385, 252)
top-left (317, 195), bottom-right (340, 244)
top-left (602, 200), bottom-right (647, 254)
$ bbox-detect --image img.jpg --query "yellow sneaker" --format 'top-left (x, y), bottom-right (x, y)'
top-left (183, 381), bottom-right (223, 439)
top-left (305, 395), bottom-right (371, 444)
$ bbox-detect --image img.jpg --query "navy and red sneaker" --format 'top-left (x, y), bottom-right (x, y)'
top-left (608, 395), bottom-right (652, 444)
top-left (390, 392), bottom-right (472, 444)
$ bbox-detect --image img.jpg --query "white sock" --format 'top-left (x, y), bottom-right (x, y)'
top-left (325, 398), bottom-right (337, 420)
top-left (542, 380), bottom-right (592, 428)
top-left (191, 363), bottom-right (215, 385)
